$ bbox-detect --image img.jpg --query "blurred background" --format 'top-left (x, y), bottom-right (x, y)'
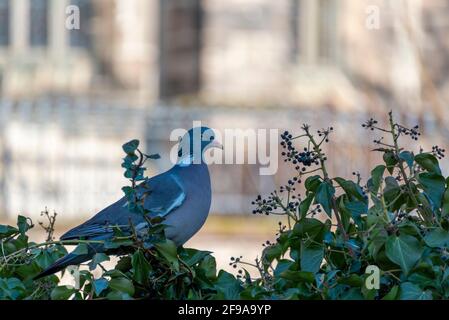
top-left (1, 0), bottom-right (449, 273)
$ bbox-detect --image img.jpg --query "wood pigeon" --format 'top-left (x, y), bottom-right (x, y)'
top-left (35, 127), bottom-right (222, 279)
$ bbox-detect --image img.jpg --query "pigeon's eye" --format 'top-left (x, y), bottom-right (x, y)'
top-left (210, 136), bottom-right (215, 141)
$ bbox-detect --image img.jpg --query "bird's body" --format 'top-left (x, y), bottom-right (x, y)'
top-left (35, 127), bottom-right (220, 279)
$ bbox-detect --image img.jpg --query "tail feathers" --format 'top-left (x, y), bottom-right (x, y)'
top-left (33, 253), bottom-right (91, 280)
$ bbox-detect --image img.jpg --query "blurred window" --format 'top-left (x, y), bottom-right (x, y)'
top-left (29, 0), bottom-right (48, 47)
top-left (0, 0), bottom-right (10, 46)
top-left (289, 0), bottom-right (301, 63)
top-left (159, 0), bottom-right (202, 99)
top-left (317, 0), bottom-right (337, 62)
top-left (292, 0), bottom-right (338, 65)
top-left (69, 0), bottom-right (92, 48)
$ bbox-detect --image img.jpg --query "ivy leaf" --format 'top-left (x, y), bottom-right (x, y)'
top-left (180, 248), bottom-right (212, 266)
top-left (399, 151), bottom-right (414, 168)
top-left (382, 285), bottom-right (399, 300)
top-left (424, 228), bottom-right (449, 248)
top-left (383, 151), bottom-right (398, 174)
top-left (334, 178), bottom-right (366, 203)
top-left (280, 270), bottom-right (315, 283)
top-left (115, 256), bottom-right (132, 272)
top-left (385, 235), bottom-right (423, 275)
top-left (109, 277), bottom-right (135, 296)
top-left (315, 181), bottom-right (335, 218)
top-left (51, 286), bottom-right (76, 300)
top-left (417, 172), bottom-right (445, 209)
top-left (106, 291), bottom-right (132, 300)
top-left (369, 165), bottom-right (386, 195)
top-left (274, 259), bottom-right (295, 277)
top-left (17, 215), bottom-right (30, 235)
top-left (199, 255), bottom-right (217, 280)
top-left (337, 274), bottom-right (363, 287)
top-left (88, 253), bottom-right (110, 271)
top-left (399, 282), bottom-right (432, 300)
top-left (305, 175), bottom-right (321, 193)
top-left (293, 218), bottom-right (327, 242)
top-left (0, 225), bottom-right (19, 238)
top-left (345, 201), bottom-right (367, 227)
top-left (93, 278), bottom-right (109, 296)
top-left (299, 193), bottom-right (314, 219)
top-left (35, 250), bottom-right (54, 269)
top-left (155, 239), bottom-right (179, 271)
top-left (214, 270), bottom-right (242, 299)
top-left (121, 186), bottom-right (135, 197)
top-left (262, 244), bottom-right (283, 264)
top-left (415, 153), bottom-right (441, 175)
top-left (442, 178), bottom-right (449, 216)
top-left (131, 250), bottom-right (151, 285)
top-left (122, 139), bottom-right (140, 154)
top-left (300, 243), bottom-right (324, 273)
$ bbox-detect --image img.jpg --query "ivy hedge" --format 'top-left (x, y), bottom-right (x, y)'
top-left (1, 112), bottom-right (449, 300)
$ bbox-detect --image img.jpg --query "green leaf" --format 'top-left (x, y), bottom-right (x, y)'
top-left (274, 259), bottom-right (295, 277)
top-left (299, 193), bottom-right (314, 219)
top-left (51, 286), bottom-right (76, 300)
top-left (415, 153), bottom-right (441, 174)
top-left (315, 181), bottom-right (335, 218)
top-left (300, 243), bottom-right (324, 273)
top-left (214, 271), bottom-right (242, 299)
top-left (382, 285), bottom-right (399, 300)
top-left (180, 248), bottom-right (212, 266)
top-left (131, 250), bottom-right (151, 284)
top-left (106, 291), bottom-right (132, 300)
top-left (17, 215), bottom-right (30, 235)
top-left (345, 201), bottom-right (367, 226)
top-left (337, 274), bottom-right (363, 287)
top-left (417, 172), bottom-right (445, 208)
top-left (115, 256), bottom-right (132, 272)
top-left (263, 244), bottom-right (283, 265)
top-left (155, 239), bottom-right (179, 270)
top-left (280, 270), bottom-right (315, 283)
top-left (369, 165), bottom-right (386, 194)
top-left (199, 255), bottom-right (217, 279)
top-left (383, 151), bottom-right (398, 174)
top-left (399, 151), bottom-right (414, 168)
top-left (424, 228), bottom-right (449, 248)
top-left (16, 262), bottom-right (42, 280)
top-left (293, 218), bottom-right (327, 242)
top-left (109, 277), bottom-right (135, 296)
top-left (334, 178), bottom-right (366, 202)
top-left (121, 186), bottom-right (135, 197)
top-left (93, 278), bottom-right (109, 296)
top-left (399, 282), bottom-right (432, 300)
top-left (0, 225), bottom-right (19, 238)
top-left (122, 139), bottom-right (140, 154)
top-left (72, 243), bottom-right (89, 256)
top-left (442, 178), bottom-right (449, 216)
top-left (341, 288), bottom-right (364, 300)
top-left (305, 175), bottom-right (321, 193)
top-left (88, 253), bottom-right (110, 271)
top-left (35, 250), bottom-right (55, 269)
top-left (385, 235), bottom-right (423, 275)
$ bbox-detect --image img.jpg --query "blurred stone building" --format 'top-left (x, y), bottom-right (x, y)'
top-left (0, 0), bottom-right (448, 220)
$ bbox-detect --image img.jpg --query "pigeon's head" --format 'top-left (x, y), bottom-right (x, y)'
top-left (177, 126), bottom-right (223, 162)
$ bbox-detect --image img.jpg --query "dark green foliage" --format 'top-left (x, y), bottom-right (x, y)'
top-left (239, 111), bottom-right (449, 300)
top-left (1, 112), bottom-right (449, 300)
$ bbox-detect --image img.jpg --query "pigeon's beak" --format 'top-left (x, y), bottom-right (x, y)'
top-left (208, 140), bottom-right (223, 150)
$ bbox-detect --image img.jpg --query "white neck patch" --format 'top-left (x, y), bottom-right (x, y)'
top-left (177, 154), bottom-right (195, 167)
